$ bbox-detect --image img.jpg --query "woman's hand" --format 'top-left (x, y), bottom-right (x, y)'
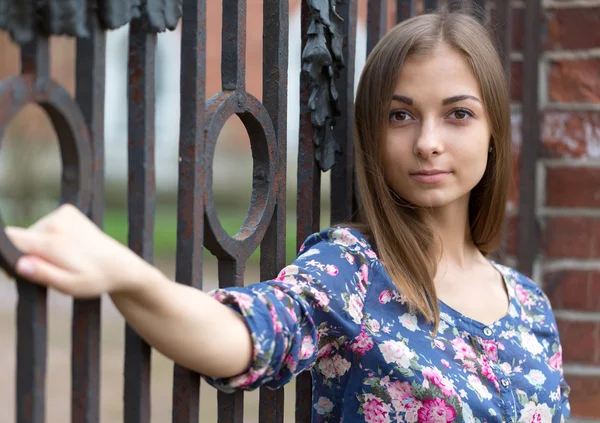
top-left (5, 203), bottom-right (152, 297)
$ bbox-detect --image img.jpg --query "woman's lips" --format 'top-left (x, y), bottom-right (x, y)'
top-left (409, 171), bottom-right (451, 184)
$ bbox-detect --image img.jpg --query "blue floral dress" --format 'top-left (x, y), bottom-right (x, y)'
top-left (205, 227), bottom-right (571, 423)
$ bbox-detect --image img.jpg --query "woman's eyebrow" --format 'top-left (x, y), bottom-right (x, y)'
top-left (391, 94), bottom-right (481, 106)
top-left (442, 95), bottom-right (481, 105)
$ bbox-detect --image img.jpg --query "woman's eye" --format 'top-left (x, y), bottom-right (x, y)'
top-left (389, 111), bottom-right (412, 122)
top-left (449, 109), bottom-right (473, 120)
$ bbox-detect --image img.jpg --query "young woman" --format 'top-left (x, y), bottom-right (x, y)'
top-left (6, 10), bottom-right (569, 423)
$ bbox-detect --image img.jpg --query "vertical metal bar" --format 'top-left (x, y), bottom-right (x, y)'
top-left (222, 0), bottom-right (246, 92)
top-left (124, 17), bottom-right (157, 423)
top-left (72, 1), bottom-right (106, 422)
top-left (331, 0), bottom-right (358, 225)
top-left (217, 261), bottom-right (245, 423)
top-left (423, 0), bottom-right (441, 12)
top-left (258, 0), bottom-right (288, 421)
top-left (367, 0), bottom-right (387, 57)
top-left (16, 36), bottom-right (49, 423)
top-left (491, 0), bottom-right (512, 83)
top-left (397, 0), bottom-right (417, 23)
top-left (172, 0), bottom-right (206, 421)
top-left (295, 2), bottom-right (320, 422)
top-left (517, 0), bottom-right (541, 276)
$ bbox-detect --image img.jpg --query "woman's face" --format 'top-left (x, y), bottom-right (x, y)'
top-left (383, 43), bottom-right (491, 210)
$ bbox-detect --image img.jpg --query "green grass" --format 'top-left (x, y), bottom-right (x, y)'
top-left (102, 206), bottom-right (300, 264)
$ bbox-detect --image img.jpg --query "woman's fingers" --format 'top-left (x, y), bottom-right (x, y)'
top-left (14, 255), bottom-right (81, 295)
top-left (5, 226), bottom-right (51, 257)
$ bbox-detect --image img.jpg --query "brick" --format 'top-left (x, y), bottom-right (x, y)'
top-left (509, 61), bottom-right (522, 103)
top-left (511, 6), bottom-right (524, 52)
top-left (549, 59), bottom-right (600, 103)
top-left (545, 7), bottom-right (600, 51)
top-left (543, 217), bottom-right (600, 258)
top-left (507, 151), bottom-right (520, 210)
top-left (546, 167), bottom-right (600, 208)
top-left (541, 112), bottom-right (600, 158)
top-left (563, 375), bottom-right (600, 419)
top-left (544, 270), bottom-right (600, 312)
top-left (556, 319), bottom-right (599, 364)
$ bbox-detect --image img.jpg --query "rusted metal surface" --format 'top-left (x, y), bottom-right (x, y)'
top-left (491, 0), bottom-right (512, 82)
top-left (124, 16), bottom-right (157, 423)
top-left (424, 0), bottom-right (441, 13)
top-left (517, 0), bottom-right (541, 277)
top-left (330, 0), bottom-right (358, 225)
top-left (171, 0), bottom-right (205, 421)
top-left (258, 0), bottom-right (288, 420)
top-left (367, 0), bottom-right (386, 56)
top-left (397, 0), bottom-right (416, 22)
top-left (71, 2), bottom-right (105, 422)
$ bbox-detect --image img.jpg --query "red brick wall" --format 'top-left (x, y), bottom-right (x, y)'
top-left (504, 1), bottom-right (600, 420)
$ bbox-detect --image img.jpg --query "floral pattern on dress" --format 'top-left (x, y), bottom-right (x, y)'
top-left (204, 227), bottom-right (571, 423)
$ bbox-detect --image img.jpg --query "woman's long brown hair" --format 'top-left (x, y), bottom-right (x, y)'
top-left (351, 11), bottom-right (511, 333)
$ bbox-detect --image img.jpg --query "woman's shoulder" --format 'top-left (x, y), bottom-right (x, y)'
top-left (491, 261), bottom-right (554, 310)
top-left (296, 226), bottom-right (379, 263)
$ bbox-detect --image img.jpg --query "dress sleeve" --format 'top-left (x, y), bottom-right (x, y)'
top-left (203, 227), bottom-right (373, 393)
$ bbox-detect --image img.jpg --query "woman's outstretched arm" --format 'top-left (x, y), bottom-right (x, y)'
top-left (6, 203), bottom-right (252, 378)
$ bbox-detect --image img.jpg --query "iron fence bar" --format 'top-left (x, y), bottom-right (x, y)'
top-left (72, 1), bottom-right (106, 422)
top-left (517, 0), bottom-right (541, 276)
top-left (124, 16), bottom-right (157, 423)
top-left (172, 0), bottom-right (206, 421)
top-left (367, 0), bottom-right (386, 57)
top-left (397, 0), bottom-right (417, 23)
top-left (491, 0), bottom-right (512, 85)
top-left (222, 0), bottom-right (246, 92)
top-left (331, 0), bottom-right (358, 225)
top-left (217, 260), bottom-right (245, 423)
top-left (423, 0), bottom-right (441, 13)
top-left (295, 1), bottom-right (322, 422)
top-left (16, 37), bottom-right (50, 423)
top-left (258, 0), bottom-right (289, 419)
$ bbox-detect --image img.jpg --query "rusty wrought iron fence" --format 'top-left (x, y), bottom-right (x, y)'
top-left (0, 0), bottom-right (541, 422)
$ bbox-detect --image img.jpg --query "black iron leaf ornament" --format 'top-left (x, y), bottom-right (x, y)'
top-left (302, 0), bottom-right (345, 172)
top-left (0, 0), bottom-right (182, 45)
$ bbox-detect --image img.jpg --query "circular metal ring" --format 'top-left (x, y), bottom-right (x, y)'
top-left (203, 91), bottom-right (279, 261)
top-left (0, 75), bottom-right (93, 275)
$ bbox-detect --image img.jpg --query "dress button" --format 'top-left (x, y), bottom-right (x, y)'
top-left (483, 327), bottom-right (493, 337)
top-left (501, 379), bottom-right (510, 388)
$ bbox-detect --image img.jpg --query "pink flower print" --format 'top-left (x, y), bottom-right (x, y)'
top-left (366, 319), bottom-right (381, 333)
top-left (332, 354), bottom-right (351, 376)
top-left (441, 359), bottom-right (451, 369)
top-left (417, 398), bottom-right (456, 423)
top-left (515, 284), bottom-right (536, 307)
top-left (313, 289), bottom-right (330, 308)
top-left (362, 394), bottom-right (392, 423)
top-left (451, 337), bottom-right (477, 361)
top-left (422, 366), bottom-right (458, 398)
top-left (349, 328), bottom-right (374, 355)
top-left (360, 264), bottom-right (369, 282)
top-left (365, 248), bottom-right (378, 259)
top-left (269, 305), bottom-right (283, 333)
top-left (379, 290), bottom-right (392, 304)
top-left (478, 356), bottom-right (500, 390)
top-left (332, 228), bottom-right (359, 247)
top-left (299, 335), bottom-right (315, 360)
top-left (317, 357), bottom-right (337, 379)
top-left (520, 402), bottom-right (552, 423)
top-left (274, 265), bottom-right (300, 283)
top-left (306, 260), bottom-right (325, 271)
top-left (314, 397), bottom-right (334, 415)
top-left (549, 347), bottom-right (563, 372)
top-left (434, 339), bottom-right (446, 350)
top-left (325, 264), bottom-right (339, 276)
top-left (284, 353), bottom-right (297, 373)
top-left (273, 288), bottom-right (285, 300)
top-left (480, 339), bottom-right (499, 361)
top-left (345, 252), bottom-right (355, 264)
